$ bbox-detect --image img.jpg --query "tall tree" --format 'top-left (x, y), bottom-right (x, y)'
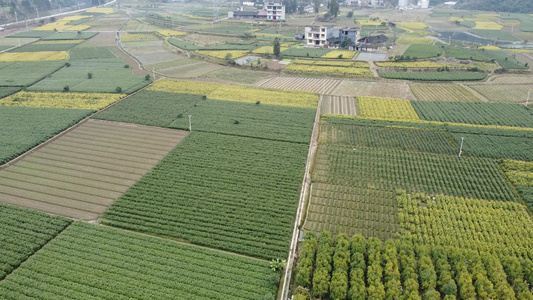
top-left (329, 0), bottom-right (339, 18)
top-left (313, 0), bottom-right (320, 13)
top-left (273, 38), bottom-right (281, 58)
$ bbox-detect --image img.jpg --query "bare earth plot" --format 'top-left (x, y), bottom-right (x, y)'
top-left (255, 76), bottom-right (341, 94)
top-left (469, 84), bottom-right (533, 105)
top-left (410, 83), bottom-right (482, 102)
top-left (0, 120), bottom-right (187, 221)
top-left (331, 80), bottom-right (416, 100)
top-left (321, 95), bottom-right (358, 116)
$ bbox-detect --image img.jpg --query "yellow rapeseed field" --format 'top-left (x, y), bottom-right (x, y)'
top-left (321, 50), bottom-right (356, 59)
top-left (501, 160), bottom-right (533, 186)
top-left (86, 7), bottom-right (114, 14)
top-left (396, 22), bottom-right (427, 30)
top-left (358, 97), bottom-right (420, 120)
top-left (293, 60), bottom-right (368, 68)
top-left (251, 46), bottom-right (288, 54)
top-left (34, 21), bottom-right (72, 31)
top-left (0, 51), bottom-right (67, 62)
top-left (62, 16), bottom-right (91, 21)
top-left (396, 37), bottom-right (435, 45)
top-left (284, 64), bottom-right (372, 77)
top-left (479, 45), bottom-right (501, 50)
top-left (195, 50), bottom-right (248, 59)
top-left (473, 21), bottom-right (502, 30)
top-left (157, 30), bottom-right (187, 37)
top-left (0, 91), bottom-right (125, 110)
top-left (149, 79), bottom-right (318, 108)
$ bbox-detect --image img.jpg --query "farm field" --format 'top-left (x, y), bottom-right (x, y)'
top-left (412, 101), bottom-right (533, 127)
top-left (321, 96), bottom-right (358, 116)
top-left (331, 80), bottom-right (415, 99)
top-left (358, 97), bottom-right (420, 121)
top-left (0, 203), bottom-right (71, 280)
top-left (27, 58), bottom-right (149, 94)
top-left (102, 132), bottom-right (309, 260)
top-left (148, 79), bottom-right (319, 108)
top-left (469, 84), bottom-right (533, 104)
top-left (255, 76), bottom-right (342, 94)
top-left (157, 61), bottom-right (226, 79)
top-left (0, 61), bottom-right (65, 87)
top-left (0, 87), bottom-right (20, 99)
top-left (0, 222), bottom-right (277, 300)
top-left (379, 71), bottom-right (488, 81)
top-left (0, 91), bottom-right (125, 110)
top-left (410, 84), bottom-right (482, 102)
top-left (0, 120), bottom-right (187, 220)
top-left (197, 67), bottom-right (272, 85)
top-left (0, 107), bottom-right (92, 164)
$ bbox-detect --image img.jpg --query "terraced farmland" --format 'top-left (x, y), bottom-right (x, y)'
top-left (331, 81), bottom-right (415, 100)
top-left (255, 76), bottom-right (341, 94)
top-left (469, 84), bottom-right (533, 104)
top-left (0, 120), bottom-right (187, 220)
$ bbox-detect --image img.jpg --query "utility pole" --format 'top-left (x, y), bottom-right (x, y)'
top-left (526, 91), bottom-right (530, 108)
top-left (36, 7), bottom-right (39, 19)
top-left (188, 115), bottom-right (192, 131)
top-left (458, 137), bottom-right (464, 160)
top-left (15, 11), bottom-right (17, 23)
top-left (152, 68), bottom-right (155, 81)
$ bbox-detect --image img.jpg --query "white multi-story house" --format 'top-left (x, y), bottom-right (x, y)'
top-left (305, 26), bottom-right (333, 46)
top-left (398, 0), bottom-right (409, 8)
top-left (370, 0), bottom-right (384, 6)
top-left (419, 0), bottom-right (429, 8)
top-left (266, 2), bottom-right (285, 21)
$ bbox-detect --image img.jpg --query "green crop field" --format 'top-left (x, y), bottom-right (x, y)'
top-left (168, 38), bottom-right (202, 50)
top-left (0, 222), bottom-right (278, 300)
top-left (27, 58), bottom-right (149, 94)
top-left (103, 132), bottom-right (308, 260)
top-left (469, 84), bottom-right (533, 104)
top-left (0, 87), bottom-right (21, 99)
top-left (451, 132), bottom-right (533, 161)
top-left (70, 47), bottom-right (117, 60)
top-left (410, 84), bottom-right (482, 102)
top-left (9, 43), bottom-right (79, 52)
top-left (0, 107), bottom-right (92, 164)
top-left (484, 50), bottom-right (528, 69)
top-left (42, 32), bottom-right (98, 40)
top-left (379, 71), bottom-right (487, 81)
top-left (294, 232), bottom-right (533, 300)
top-left (0, 61), bottom-right (66, 87)
top-left (443, 45), bottom-right (491, 61)
top-left (318, 120), bottom-right (457, 154)
top-left (412, 101), bottom-right (533, 127)
top-left (168, 99), bottom-right (316, 143)
top-left (94, 91), bottom-right (201, 127)
top-left (6, 31), bottom-right (54, 38)
top-left (402, 44), bottom-right (443, 59)
top-left (0, 203), bottom-right (71, 280)
top-left (314, 145), bottom-right (517, 202)
top-left (471, 29), bottom-right (519, 42)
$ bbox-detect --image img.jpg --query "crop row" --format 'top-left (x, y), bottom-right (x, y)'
top-left (0, 91), bottom-right (125, 110)
top-left (148, 79), bottom-right (318, 108)
top-left (0, 222), bottom-right (276, 300)
top-left (396, 37), bottom-right (435, 45)
top-left (397, 191), bottom-right (533, 258)
top-left (379, 71), bottom-right (487, 81)
top-left (410, 84), bottom-right (481, 102)
top-left (69, 47), bottom-right (117, 60)
top-left (0, 107), bottom-right (92, 164)
top-left (120, 33), bottom-right (159, 42)
top-left (0, 203), bottom-right (71, 280)
top-left (500, 160), bottom-right (533, 210)
top-left (321, 50), bottom-right (357, 59)
top-left (293, 231), bottom-right (533, 299)
top-left (292, 59), bottom-right (368, 68)
top-left (284, 64), bottom-right (372, 77)
top-left (411, 101), bottom-right (533, 128)
top-left (358, 96), bottom-right (420, 121)
top-left (103, 132), bottom-right (308, 260)
top-left (305, 182), bottom-right (398, 240)
top-left (195, 50), bottom-right (248, 59)
top-left (318, 121), bottom-right (457, 154)
top-left (313, 145), bottom-right (518, 202)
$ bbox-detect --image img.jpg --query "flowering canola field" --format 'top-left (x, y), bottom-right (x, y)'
top-left (0, 91), bottom-right (125, 110)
